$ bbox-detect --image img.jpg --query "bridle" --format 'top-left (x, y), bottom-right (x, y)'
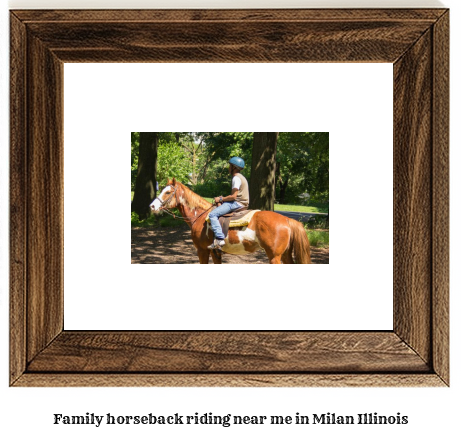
top-left (155, 184), bottom-right (178, 210)
top-left (154, 184), bottom-right (214, 226)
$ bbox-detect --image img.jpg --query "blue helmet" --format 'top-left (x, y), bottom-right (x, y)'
top-left (229, 156), bottom-right (245, 169)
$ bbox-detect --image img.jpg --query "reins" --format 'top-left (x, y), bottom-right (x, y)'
top-left (160, 206), bottom-right (214, 225)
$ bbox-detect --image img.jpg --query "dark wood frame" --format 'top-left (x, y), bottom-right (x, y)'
top-left (10, 9), bottom-right (449, 387)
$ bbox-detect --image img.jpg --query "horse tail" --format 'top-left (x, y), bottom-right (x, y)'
top-left (288, 219), bottom-right (311, 264)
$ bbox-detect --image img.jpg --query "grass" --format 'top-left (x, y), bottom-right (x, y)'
top-left (306, 229), bottom-right (329, 248)
top-left (275, 203), bottom-right (327, 214)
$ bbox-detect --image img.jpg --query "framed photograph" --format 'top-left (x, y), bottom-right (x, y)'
top-left (10, 9), bottom-right (449, 386)
top-left (128, 131), bottom-right (330, 265)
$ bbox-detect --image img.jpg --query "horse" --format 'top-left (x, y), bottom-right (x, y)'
top-left (150, 178), bottom-right (311, 264)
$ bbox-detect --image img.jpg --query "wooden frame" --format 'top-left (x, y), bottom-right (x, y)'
top-left (10, 9), bottom-right (449, 387)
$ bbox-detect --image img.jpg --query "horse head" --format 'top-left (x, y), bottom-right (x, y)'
top-left (150, 178), bottom-right (178, 212)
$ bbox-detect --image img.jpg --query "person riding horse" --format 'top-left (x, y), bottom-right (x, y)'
top-left (150, 174), bottom-right (311, 263)
top-left (207, 157), bottom-right (249, 250)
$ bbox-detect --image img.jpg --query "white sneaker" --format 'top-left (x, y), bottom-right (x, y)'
top-left (208, 239), bottom-right (225, 250)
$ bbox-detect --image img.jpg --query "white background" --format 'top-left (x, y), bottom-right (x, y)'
top-left (63, 63), bottom-right (392, 330)
top-left (1, 1), bottom-right (459, 436)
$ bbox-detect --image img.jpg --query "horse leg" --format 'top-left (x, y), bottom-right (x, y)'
top-left (282, 250), bottom-right (294, 264)
top-left (269, 255), bottom-right (282, 264)
top-left (210, 249), bottom-right (222, 264)
top-left (197, 248), bottom-right (210, 264)
top-left (258, 231), bottom-right (289, 264)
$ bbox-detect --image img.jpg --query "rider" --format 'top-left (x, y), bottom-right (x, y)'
top-left (207, 157), bottom-right (249, 250)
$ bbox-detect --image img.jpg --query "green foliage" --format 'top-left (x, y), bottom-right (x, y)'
top-left (304, 215), bottom-right (329, 230)
top-left (131, 211), bottom-right (156, 227)
top-left (196, 132), bottom-right (253, 180)
top-left (306, 229), bottom-right (329, 248)
top-left (131, 132), bottom-right (140, 190)
top-left (277, 132), bottom-right (329, 203)
top-left (131, 132), bottom-right (329, 208)
top-left (171, 133), bottom-right (205, 185)
top-left (131, 211), bottom-right (186, 228)
top-left (156, 140), bottom-right (192, 186)
top-left (193, 179), bottom-right (230, 198)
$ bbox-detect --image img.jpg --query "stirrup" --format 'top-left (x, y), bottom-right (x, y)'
top-left (208, 239), bottom-right (225, 250)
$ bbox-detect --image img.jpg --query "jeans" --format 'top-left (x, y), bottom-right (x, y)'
top-left (208, 201), bottom-right (242, 240)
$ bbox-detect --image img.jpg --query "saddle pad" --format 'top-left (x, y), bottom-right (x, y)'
top-left (206, 209), bottom-right (260, 227)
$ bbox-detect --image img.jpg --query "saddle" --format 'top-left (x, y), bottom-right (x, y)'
top-left (206, 207), bottom-right (259, 239)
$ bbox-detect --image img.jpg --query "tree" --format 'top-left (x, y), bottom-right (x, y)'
top-left (196, 132), bottom-right (253, 183)
top-left (131, 132), bottom-right (158, 219)
top-left (176, 133), bottom-right (203, 185)
top-left (131, 132), bottom-right (140, 191)
top-left (249, 132), bottom-right (279, 211)
top-left (276, 132), bottom-right (329, 203)
top-left (156, 140), bottom-right (191, 185)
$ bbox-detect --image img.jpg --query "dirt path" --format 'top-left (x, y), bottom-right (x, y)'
top-left (132, 225), bottom-right (329, 264)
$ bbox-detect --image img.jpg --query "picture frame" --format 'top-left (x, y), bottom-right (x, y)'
top-left (10, 9), bottom-right (449, 387)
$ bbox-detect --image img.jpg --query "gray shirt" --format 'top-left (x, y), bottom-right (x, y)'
top-left (232, 173), bottom-right (249, 207)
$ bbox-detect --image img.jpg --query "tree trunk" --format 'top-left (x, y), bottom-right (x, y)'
top-left (131, 132), bottom-right (158, 220)
top-left (280, 176), bottom-right (289, 204)
top-left (249, 132), bottom-right (279, 211)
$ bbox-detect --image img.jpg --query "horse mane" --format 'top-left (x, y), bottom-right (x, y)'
top-left (176, 181), bottom-right (211, 210)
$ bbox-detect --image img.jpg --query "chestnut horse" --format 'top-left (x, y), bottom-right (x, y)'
top-left (150, 179), bottom-right (311, 264)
